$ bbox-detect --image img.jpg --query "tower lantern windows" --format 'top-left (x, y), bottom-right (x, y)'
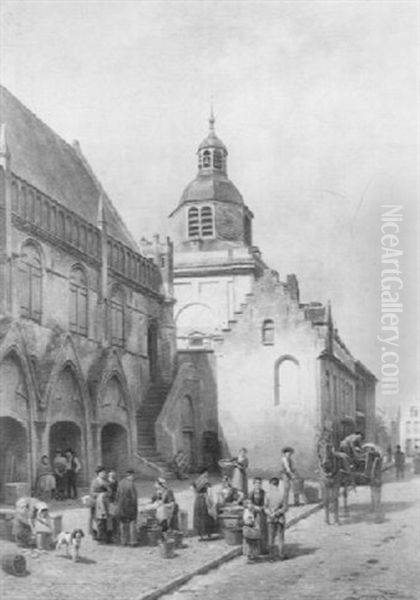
top-left (213, 150), bottom-right (223, 170)
top-left (202, 150), bottom-right (211, 168)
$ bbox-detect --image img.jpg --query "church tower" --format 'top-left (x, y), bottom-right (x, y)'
top-left (169, 111), bottom-right (266, 347)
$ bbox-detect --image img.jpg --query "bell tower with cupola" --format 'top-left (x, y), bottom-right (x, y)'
top-left (197, 107), bottom-right (228, 175)
top-left (168, 111), bottom-right (266, 347)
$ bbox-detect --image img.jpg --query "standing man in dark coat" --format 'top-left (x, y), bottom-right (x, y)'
top-left (394, 445), bottom-right (406, 479)
top-left (116, 469), bottom-right (138, 546)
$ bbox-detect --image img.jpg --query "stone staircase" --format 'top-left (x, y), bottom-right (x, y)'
top-left (135, 382), bottom-right (173, 477)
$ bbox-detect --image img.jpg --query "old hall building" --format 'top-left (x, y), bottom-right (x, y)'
top-left (0, 86), bottom-right (177, 498)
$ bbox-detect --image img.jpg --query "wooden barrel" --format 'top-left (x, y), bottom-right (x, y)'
top-left (172, 531), bottom-right (183, 548)
top-left (1, 554), bottom-right (26, 576)
top-left (159, 539), bottom-right (175, 558)
top-left (224, 528), bottom-right (242, 546)
top-left (147, 526), bottom-right (162, 546)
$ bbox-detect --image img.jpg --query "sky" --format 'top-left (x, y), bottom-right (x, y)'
top-left (0, 0), bottom-right (419, 411)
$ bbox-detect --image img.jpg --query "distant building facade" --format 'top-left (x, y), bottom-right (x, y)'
top-left (161, 113), bottom-right (377, 477)
top-left (400, 402), bottom-right (420, 455)
top-left (0, 86), bottom-right (176, 498)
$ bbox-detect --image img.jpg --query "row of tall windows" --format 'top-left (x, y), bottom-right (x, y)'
top-left (187, 206), bottom-right (214, 238)
top-left (17, 241), bottom-right (124, 346)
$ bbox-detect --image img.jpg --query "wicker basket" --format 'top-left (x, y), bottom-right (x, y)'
top-left (218, 459), bottom-right (235, 477)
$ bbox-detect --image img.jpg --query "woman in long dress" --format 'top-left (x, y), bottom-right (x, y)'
top-left (248, 477), bottom-right (268, 554)
top-left (231, 448), bottom-right (249, 496)
top-left (193, 468), bottom-right (217, 540)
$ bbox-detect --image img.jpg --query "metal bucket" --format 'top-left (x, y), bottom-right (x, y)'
top-left (171, 531), bottom-right (183, 548)
top-left (36, 532), bottom-right (52, 550)
top-left (159, 539), bottom-right (175, 558)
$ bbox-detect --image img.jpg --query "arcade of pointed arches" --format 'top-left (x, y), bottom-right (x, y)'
top-left (0, 337), bottom-right (134, 498)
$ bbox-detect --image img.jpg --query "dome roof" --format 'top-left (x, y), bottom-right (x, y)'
top-left (180, 173), bottom-right (243, 206)
top-left (198, 131), bottom-right (227, 152)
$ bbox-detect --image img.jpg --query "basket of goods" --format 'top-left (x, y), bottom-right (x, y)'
top-left (218, 458), bottom-right (235, 477)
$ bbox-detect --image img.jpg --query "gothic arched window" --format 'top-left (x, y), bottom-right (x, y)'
top-left (110, 286), bottom-right (125, 347)
top-left (69, 265), bottom-right (88, 336)
top-left (188, 207), bottom-right (200, 237)
top-left (200, 206), bottom-right (214, 237)
top-left (18, 241), bottom-right (42, 322)
top-left (262, 319), bottom-right (275, 345)
top-left (274, 355), bottom-right (300, 406)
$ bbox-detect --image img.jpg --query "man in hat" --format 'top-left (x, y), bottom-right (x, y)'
top-left (88, 466), bottom-right (110, 542)
top-left (264, 477), bottom-right (288, 561)
top-left (116, 469), bottom-right (138, 546)
top-left (280, 447), bottom-right (296, 505)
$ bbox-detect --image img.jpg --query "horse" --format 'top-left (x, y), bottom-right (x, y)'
top-left (317, 439), bottom-right (354, 525)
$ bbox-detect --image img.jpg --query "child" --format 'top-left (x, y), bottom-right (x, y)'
top-left (33, 502), bottom-right (54, 550)
top-left (242, 499), bottom-right (260, 562)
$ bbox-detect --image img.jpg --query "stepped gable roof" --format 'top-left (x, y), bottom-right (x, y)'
top-left (0, 85), bottom-right (138, 251)
top-left (180, 172), bottom-right (244, 206)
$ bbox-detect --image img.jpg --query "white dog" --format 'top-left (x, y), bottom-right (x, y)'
top-left (56, 529), bottom-right (85, 562)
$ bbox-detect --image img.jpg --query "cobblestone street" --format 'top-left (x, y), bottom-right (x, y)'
top-left (0, 479), bottom-right (314, 600)
top-left (166, 478), bottom-right (420, 600)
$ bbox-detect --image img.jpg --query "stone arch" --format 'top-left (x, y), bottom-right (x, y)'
top-left (0, 332), bottom-right (38, 491)
top-left (97, 367), bottom-right (134, 471)
top-left (44, 336), bottom-right (92, 421)
top-left (43, 336), bottom-right (92, 480)
top-left (175, 302), bottom-right (217, 338)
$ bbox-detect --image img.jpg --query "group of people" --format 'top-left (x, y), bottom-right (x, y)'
top-left (192, 447), bottom-right (301, 562)
top-left (87, 466), bottom-right (179, 546)
top-left (35, 448), bottom-right (81, 501)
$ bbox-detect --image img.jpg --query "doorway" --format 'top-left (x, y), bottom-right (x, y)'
top-left (101, 423), bottom-right (128, 475)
